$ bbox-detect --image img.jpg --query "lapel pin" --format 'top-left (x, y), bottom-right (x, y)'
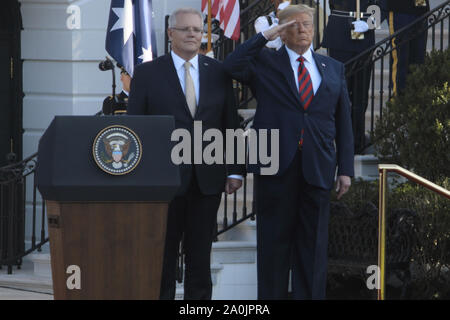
top-left (204, 62), bottom-right (209, 66)
top-left (321, 63), bottom-right (326, 68)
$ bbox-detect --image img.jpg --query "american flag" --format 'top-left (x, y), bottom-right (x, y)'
top-left (105, 0), bottom-right (158, 77)
top-left (201, 0), bottom-right (240, 41)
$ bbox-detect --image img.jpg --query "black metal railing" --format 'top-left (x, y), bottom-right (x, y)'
top-left (0, 153), bottom-right (48, 274)
top-left (215, 119), bottom-right (256, 238)
top-left (344, 1), bottom-right (450, 153)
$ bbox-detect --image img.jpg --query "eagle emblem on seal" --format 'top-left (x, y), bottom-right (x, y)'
top-left (93, 125), bottom-right (142, 175)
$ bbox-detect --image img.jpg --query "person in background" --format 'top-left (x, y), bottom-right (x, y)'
top-left (102, 65), bottom-right (131, 115)
top-left (322, 0), bottom-right (381, 153)
top-left (254, 0), bottom-right (291, 50)
top-left (198, 31), bottom-right (219, 58)
top-left (384, 0), bottom-right (430, 95)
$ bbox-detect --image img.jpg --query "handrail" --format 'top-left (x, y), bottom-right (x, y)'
top-left (0, 152), bottom-right (48, 274)
top-left (377, 164), bottom-right (450, 300)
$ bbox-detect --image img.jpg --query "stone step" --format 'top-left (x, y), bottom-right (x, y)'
top-left (2, 242), bottom-right (259, 300)
top-left (0, 255), bottom-right (53, 295)
top-left (174, 240), bottom-right (258, 299)
top-left (212, 241), bottom-right (257, 265)
top-left (175, 241), bottom-right (259, 300)
top-left (216, 219), bottom-right (257, 242)
top-left (211, 241), bottom-right (258, 300)
top-left (0, 286), bottom-right (53, 300)
top-left (354, 155), bottom-right (379, 180)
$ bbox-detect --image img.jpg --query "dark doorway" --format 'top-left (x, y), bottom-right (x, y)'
top-left (0, 0), bottom-right (22, 167)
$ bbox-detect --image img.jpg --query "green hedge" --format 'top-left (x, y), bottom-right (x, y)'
top-left (372, 49), bottom-right (450, 183)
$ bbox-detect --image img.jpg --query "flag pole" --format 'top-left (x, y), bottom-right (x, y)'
top-left (356, 0), bottom-right (361, 20)
top-left (351, 0), bottom-right (364, 40)
top-left (207, 0), bottom-right (212, 52)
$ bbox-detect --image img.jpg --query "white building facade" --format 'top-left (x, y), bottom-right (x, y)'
top-left (20, 0), bottom-right (201, 160)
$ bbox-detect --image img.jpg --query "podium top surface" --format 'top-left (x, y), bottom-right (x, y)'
top-left (36, 115), bottom-right (181, 202)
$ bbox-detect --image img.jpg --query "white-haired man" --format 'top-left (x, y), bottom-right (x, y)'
top-left (224, 4), bottom-right (354, 299)
top-left (128, 7), bottom-right (244, 300)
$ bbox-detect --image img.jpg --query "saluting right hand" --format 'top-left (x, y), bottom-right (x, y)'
top-left (262, 19), bottom-right (296, 41)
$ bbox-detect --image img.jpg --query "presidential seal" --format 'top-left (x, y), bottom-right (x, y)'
top-left (92, 125), bottom-right (142, 175)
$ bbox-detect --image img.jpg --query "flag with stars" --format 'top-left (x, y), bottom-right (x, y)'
top-left (106, 0), bottom-right (157, 77)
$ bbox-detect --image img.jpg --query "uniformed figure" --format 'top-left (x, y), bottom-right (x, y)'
top-left (384, 0), bottom-right (430, 94)
top-left (322, 0), bottom-right (380, 153)
top-left (102, 67), bottom-right (131, 115)
top-left (199, 32), bottom-right (219, 58)
top-left (254, 0), bottom-right (291, 50)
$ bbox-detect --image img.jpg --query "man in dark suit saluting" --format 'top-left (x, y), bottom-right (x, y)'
top-left (128, 7), bottom-right (244, 300)
top-left (224, 4), bottom-right (354, 299)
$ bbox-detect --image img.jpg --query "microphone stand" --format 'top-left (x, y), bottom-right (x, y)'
top-left (97, 57), bottom-right (119, 115)
top-left (111, 63), bottom-right (117, 101)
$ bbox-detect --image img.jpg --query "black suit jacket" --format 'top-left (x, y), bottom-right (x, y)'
top-left (127, 53), bottom-right (244, 196)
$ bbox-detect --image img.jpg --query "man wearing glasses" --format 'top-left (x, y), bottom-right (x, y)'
top-left (224, 4), bottom-right (354, 299)
top-left (128, 7), bottom-right (244, 300)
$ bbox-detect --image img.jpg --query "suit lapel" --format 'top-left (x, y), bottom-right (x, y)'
top-left (311, 52), bottom-right (327, 97)
top-left (164, 53), bottom-right (194, 118)
top-left (278, 46), bottom-right (302, 105)
top-left (197, 55), bottom-right (209, 118)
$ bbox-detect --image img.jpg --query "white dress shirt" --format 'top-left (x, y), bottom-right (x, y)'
top-left (171, 51), bottom-right (200, 106)
top-left (285, 45), bottom-right (322, 95)
top-left (170, 51), bottom-right (243, 182)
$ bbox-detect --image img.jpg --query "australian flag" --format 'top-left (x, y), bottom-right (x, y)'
top-left (106, 0), bottom-right (158, 77)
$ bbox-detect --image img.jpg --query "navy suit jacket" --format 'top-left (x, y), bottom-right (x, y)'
top-left (223, 33), bottom-right (354, 190)
top-left (127, 53), bottom-right (244, 196)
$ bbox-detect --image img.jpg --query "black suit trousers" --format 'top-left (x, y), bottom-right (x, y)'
top-left (255, 149), bottom-right (331, 300)
top-left (159, 171), bottom-right (222, 300)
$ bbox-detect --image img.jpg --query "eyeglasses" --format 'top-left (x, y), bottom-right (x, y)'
top-left (171, 26), bottom-right (203, 34)
top-left (288, 21), bottom-right (313, 29)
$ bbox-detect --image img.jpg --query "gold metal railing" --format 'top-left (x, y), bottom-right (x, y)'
top-left (377, 164), bottom-right (450, 300)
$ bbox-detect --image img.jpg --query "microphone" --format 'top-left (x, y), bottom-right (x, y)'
top-left (98, 57), bottom-right (115, 71)
top-left (97, 57), bottom-right (117, 115)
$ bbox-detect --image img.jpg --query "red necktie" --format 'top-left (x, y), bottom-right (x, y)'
top-left (297, 56), bottom-right (314, 148)
top-left (297, 56), bottom-right (314, 110)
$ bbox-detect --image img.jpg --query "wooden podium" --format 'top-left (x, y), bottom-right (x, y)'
top-left (36, 116), bottom-right (180, 299)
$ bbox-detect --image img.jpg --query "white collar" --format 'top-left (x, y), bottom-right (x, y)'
top-left (171, 51), bottom-right (199, 71)
top-left (285, 45), bottom-right (314, 64)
